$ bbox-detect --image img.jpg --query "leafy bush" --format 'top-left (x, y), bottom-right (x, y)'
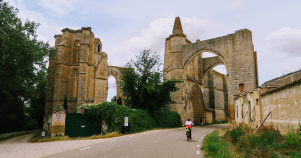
top-left (285, 132), bottom-right (301, 150)
top-left (79, 102), bottom-right (181, 133)
top-left (223, 124), bottom-right (301, 157)
top-left (153, 111), bottom-right (182, 128)
top-left (201, 131), bottom-right (233, 158)
top-left (225, 125), bottom-right (246, 144)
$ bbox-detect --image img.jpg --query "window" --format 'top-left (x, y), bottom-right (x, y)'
top-left (239, 83), bottom-right (244, 93)
top-left (237, 105), bottom-right (238, 118)
top-left (241, 104), bottom-right (243, 118)
top-left (98, 45), bottom-right (100, 52)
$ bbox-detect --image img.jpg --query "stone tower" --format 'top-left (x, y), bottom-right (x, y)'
top-left (164, 17), bottom-right (258, 123)
top-left (45, 27), bottom-right (124, 115)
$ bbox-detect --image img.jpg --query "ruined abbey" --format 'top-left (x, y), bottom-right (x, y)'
top-left (45, 17), bottom-right (259, 127)
top-left (45, 27), bottom-right (124, 116)
top-left (164, 17), bottom-right (258, 123)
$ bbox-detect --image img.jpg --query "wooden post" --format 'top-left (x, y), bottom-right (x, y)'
top-left (255, 111), bottom-right (271, 133)
top-left (241, 110), bottom-right (248, 123)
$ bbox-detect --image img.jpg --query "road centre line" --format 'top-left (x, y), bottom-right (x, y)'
top-left (109, 139), bottom-right (118, 142)
top-left (80, 146), bottom-right (92, 151)
top-left (197, 145), bottom-right (200, 148)
top-left (197, 150), bottom-right (200, 155)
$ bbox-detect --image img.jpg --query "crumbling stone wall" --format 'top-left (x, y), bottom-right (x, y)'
top-left (164, 17), bottom-right (258, 123)
top-left (45, 27), bottom-right (123, 115)
top-left (203, 70), bottom-right (228, 122)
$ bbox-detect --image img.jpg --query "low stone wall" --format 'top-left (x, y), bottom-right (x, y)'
top-left (261, 81), bottom-right (301, 134)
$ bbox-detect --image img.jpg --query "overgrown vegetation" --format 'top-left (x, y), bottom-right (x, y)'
top-left (0, 0), bottom-right (55, 133)
top-left (120, 49), bottom-right (181, 114)
top-left (80, 102), bottom-right (182, 133)
top-left (201, 130), bottom-right (235, 158)
top-left (202, 124), bottom-right (301, 158)
top-left (29, 131), bottom-right (122, 143)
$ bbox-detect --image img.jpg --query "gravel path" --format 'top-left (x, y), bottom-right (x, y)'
top-left (0, 133), bottom-right (121, 158)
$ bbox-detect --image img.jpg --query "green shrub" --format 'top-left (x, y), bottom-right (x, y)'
top-left (226, 125), bottom-right (245, 144)
top-left (201, 130), bottom-right (233, 158)
top-left (79, 102), bottom-right (181, 133)
top-left (285, 132), bottom-right (301, 150)
top-left (153, 111), bottom-right (182, 128)
top-left (127, 109), bottom-right (156, 133)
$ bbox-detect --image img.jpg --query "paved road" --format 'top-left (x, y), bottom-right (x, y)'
top-left (0, 124), bottom-right (230, 158)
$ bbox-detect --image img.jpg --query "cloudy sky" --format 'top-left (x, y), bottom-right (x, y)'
top-left (6, 0), bottom-right (301, 101)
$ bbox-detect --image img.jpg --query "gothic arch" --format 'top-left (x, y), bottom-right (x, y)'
top-left (203, 63), bottom-right (225, 79)
top-left (183, 50), bottom-right (226, 73)
top-left (107, 66), bottom-right (124, 100)
top-left (164, 17), bottom-right (258, 122)
top-left (186, 84), bottom-right (205, 123)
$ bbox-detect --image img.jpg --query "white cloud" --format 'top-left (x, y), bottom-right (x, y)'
top-left (230, 0), bottom-right (247, 8)
top-left (38, 0), bottom-right (84, 17)
top-left (107, 16), bottom-right (220, 67)
top-left (182, 17), bottom-right (221, 41)
top-left (265, 27), bottom-right (301, 56)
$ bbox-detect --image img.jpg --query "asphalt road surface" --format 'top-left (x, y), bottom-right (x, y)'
top-left (0, 124), bottom-right (229, 158)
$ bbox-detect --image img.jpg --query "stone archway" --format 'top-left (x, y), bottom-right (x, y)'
top-left (164, 17), bottom-right (258, 122)
top-left (107, 66), bottom-right (124, 101)
top-left (186, 84), bottom-right (205, 124)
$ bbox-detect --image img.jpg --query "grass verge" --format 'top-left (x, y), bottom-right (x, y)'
top-left (201, 130), bottom-right (236, 158)
top-left (202, 124), bottom-right (301, 158)
top-left (28, 132), bottom-right (122, 143)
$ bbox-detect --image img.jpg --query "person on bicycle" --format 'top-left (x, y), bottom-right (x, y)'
top-left (185, 118), bottom-right (194, 139)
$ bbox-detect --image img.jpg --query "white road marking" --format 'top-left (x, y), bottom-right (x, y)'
top-left (197, 150), bottom-right (200, 155)
top-left (109, 139), bottom-right (118, 142)
top-left (201, 137), bottom-right (203, 139)
top-left (197, 145), bottom-right (200, 148)
top-left (80, 146), bottom-right (92, 151)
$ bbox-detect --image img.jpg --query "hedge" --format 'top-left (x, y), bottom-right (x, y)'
top-left (79, 102), bottom-right (181, 133)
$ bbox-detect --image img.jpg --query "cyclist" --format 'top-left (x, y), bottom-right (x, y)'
top-left (185, 118), bottom-right (194, 139)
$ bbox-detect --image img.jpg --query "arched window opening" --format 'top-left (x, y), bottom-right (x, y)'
top-left (107, 76), bottom-right (117, 102)
top-left (98, 44), bottom-right (100, 52)
top-left (202, 52), bottom-right (227, 75)
top-left (73, 40), bottom-right (80, 64)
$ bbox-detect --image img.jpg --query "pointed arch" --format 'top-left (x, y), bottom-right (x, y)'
top-left (187, 84), bottom-right (205, 123)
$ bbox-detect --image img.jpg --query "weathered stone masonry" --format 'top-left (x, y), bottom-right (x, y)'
top-left (45, 27), bottom-right (123, 116)
top-left (45, 17), bottom-right (259, 126)
top-left (164, 17), bottom-right (258, 123)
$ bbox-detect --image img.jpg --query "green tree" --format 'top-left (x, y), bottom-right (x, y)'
top-left (0, 1), bottom-right (55, 133)
top-left (111, 96), bottom-right (117, 102)
top-left (120, 49), bottom-right (180, 114)
top-left (116, 97), bottom-right (122, 105)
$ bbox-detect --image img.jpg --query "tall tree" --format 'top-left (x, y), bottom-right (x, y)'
top-left (120, 49), bottom-right (180, 114)
top-left (0, 0), bottom-right (55, 133)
